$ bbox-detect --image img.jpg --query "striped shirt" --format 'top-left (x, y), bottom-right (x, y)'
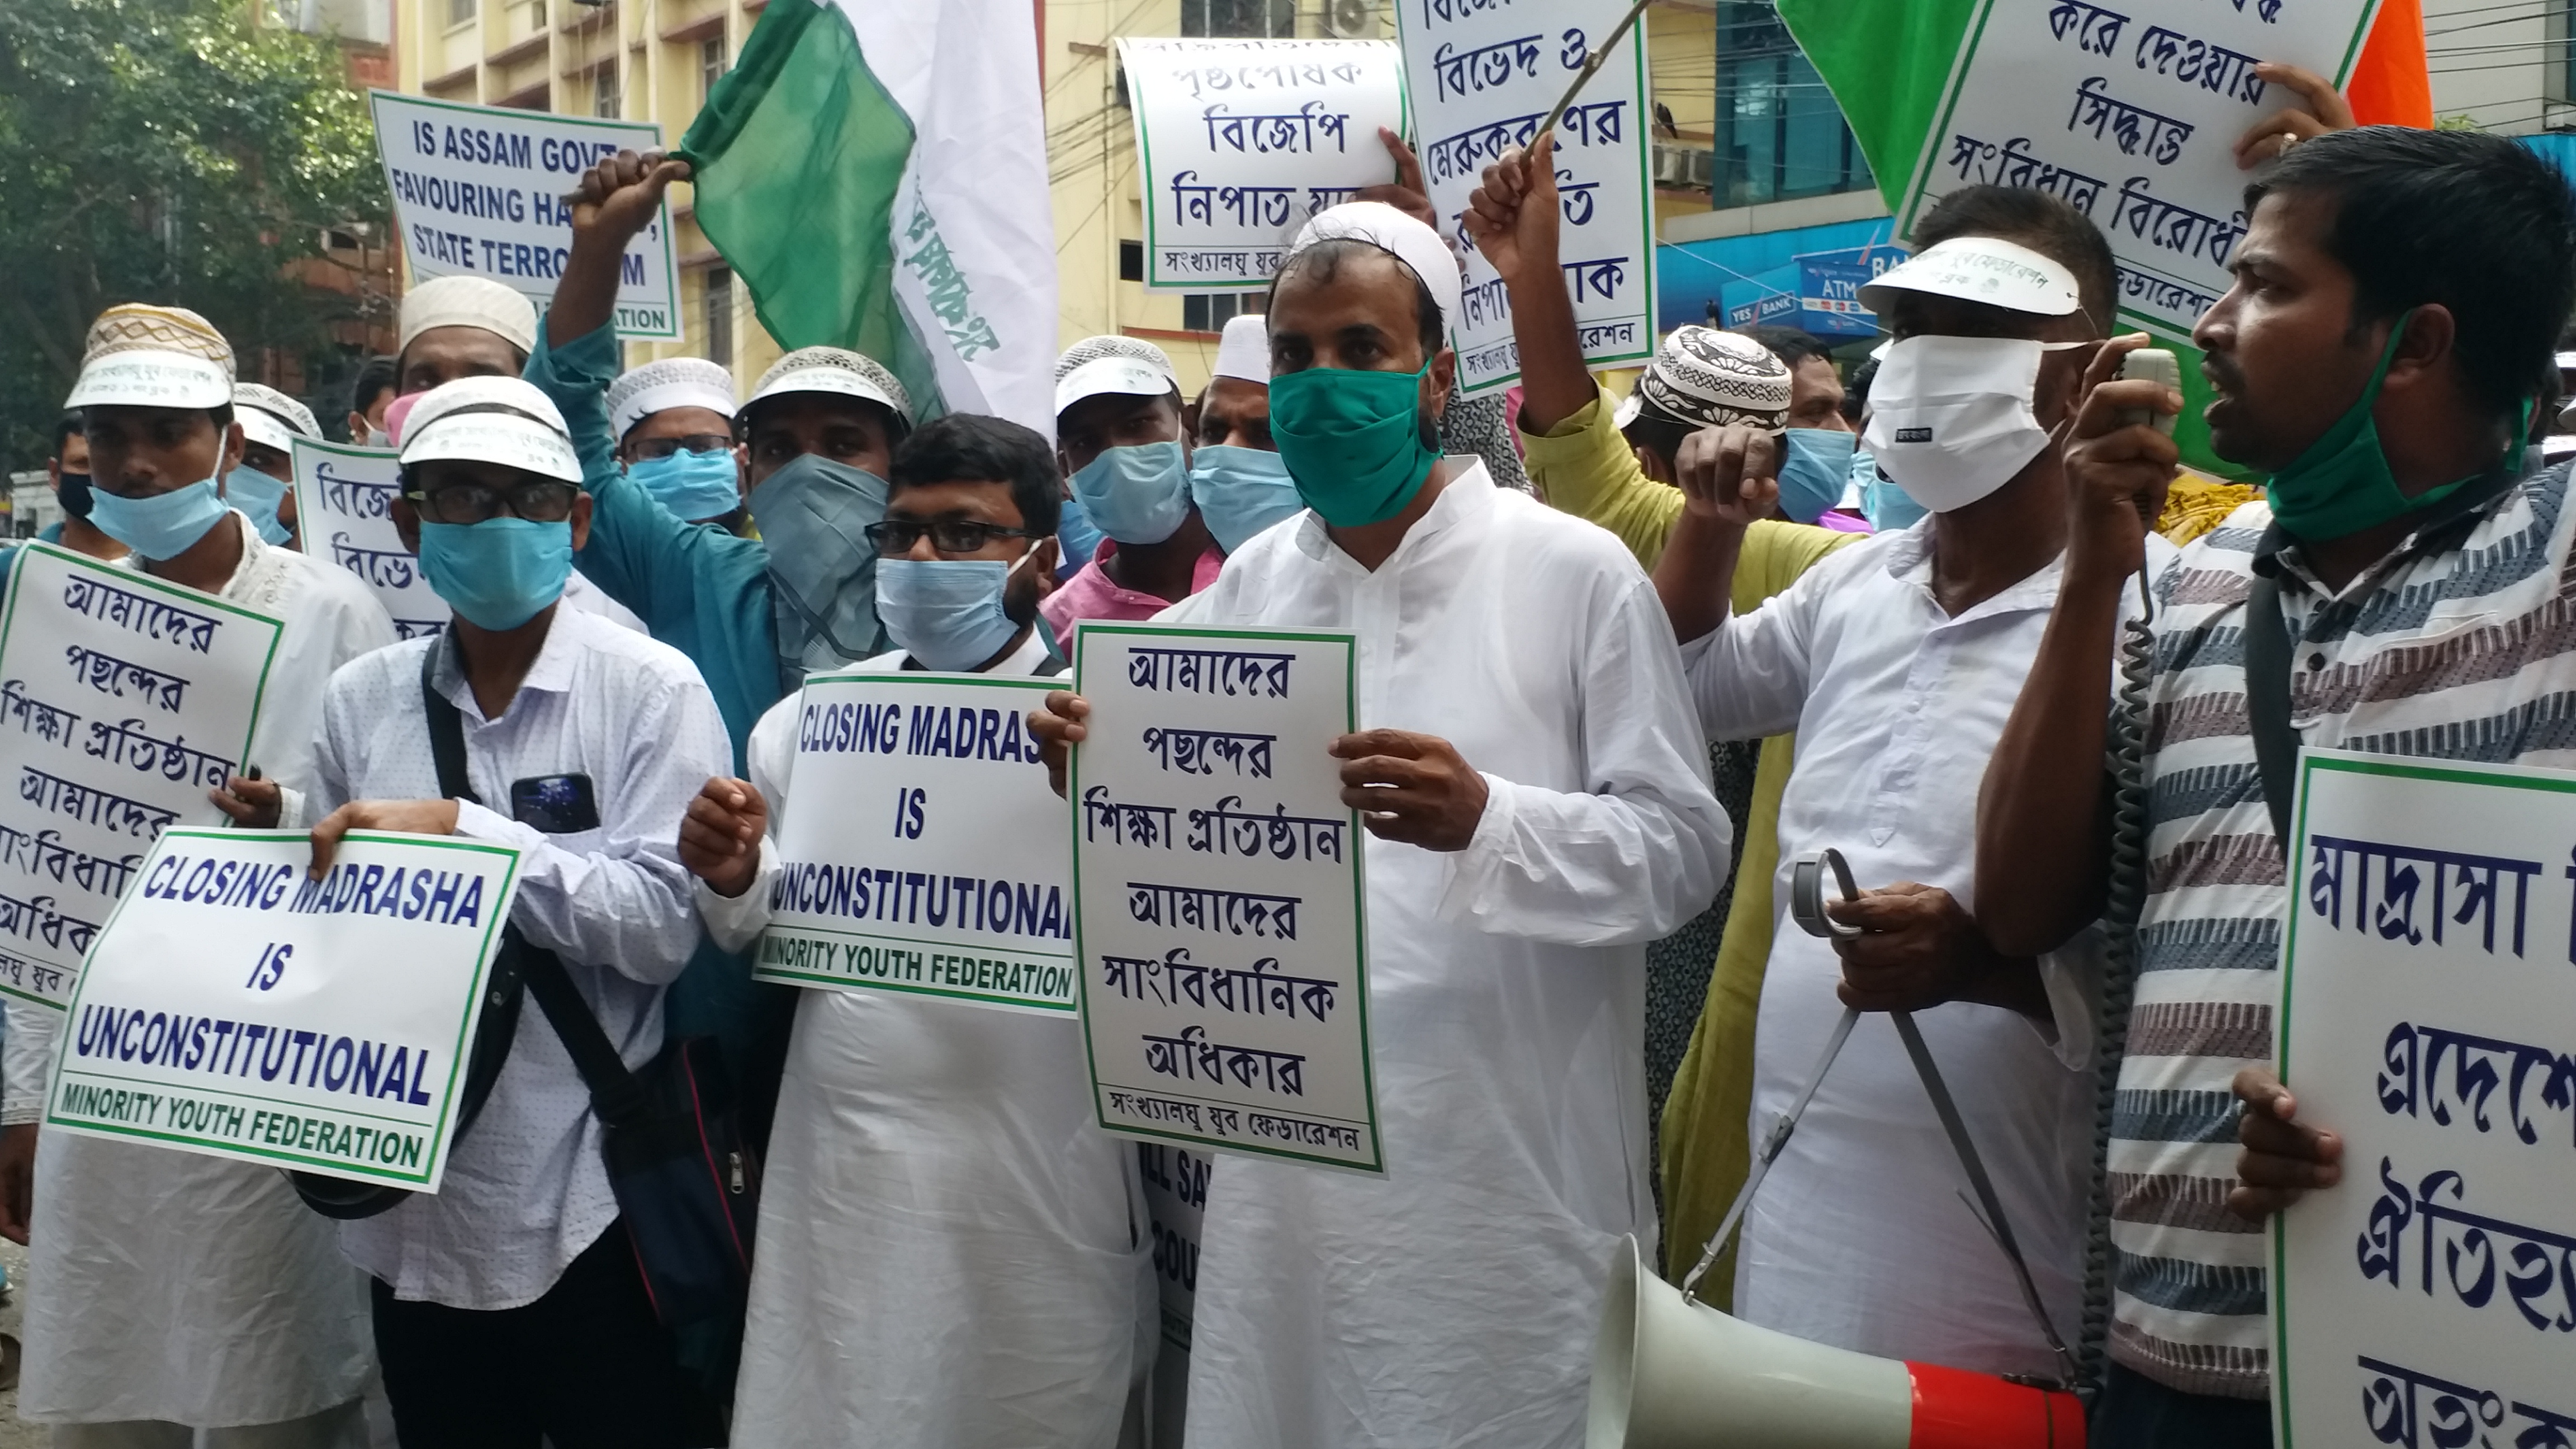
top-left (2114, 458), bottom-right (2576, 1399)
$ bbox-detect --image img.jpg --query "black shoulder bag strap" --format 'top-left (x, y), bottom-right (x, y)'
top-left (420, 641), bottom-right (529, 1134)
top-left (419, 643), bottom-right (645, 1127)
top-left (2241, 566), bottom-right (2300, 848)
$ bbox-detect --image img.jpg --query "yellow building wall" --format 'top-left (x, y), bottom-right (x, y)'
top-left (390, 0), bottom-right (1720, 400)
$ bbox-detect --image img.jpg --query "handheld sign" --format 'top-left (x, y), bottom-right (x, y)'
top-left (2272, 750), bottom-right (2576, 1447)
top-left (1895, 0), bottom-right (2381, 340)
top-left (1395, 0), bottom-right (1655, 395)
top-left (0, 544), bottom-right (283, 1009)
top-left (370, 90), bottom-right (683, 340)
top-left (292, 438), bottom-right (449, 641)
top-left (1070, 622), bottom-right (1382, 1174)
top-left (1120, 37), bottom-right (1410, 292)
top-left (755, 671), bottom-right (1077, 1013)
top-left (46, 828), bottom-right (521, 1192)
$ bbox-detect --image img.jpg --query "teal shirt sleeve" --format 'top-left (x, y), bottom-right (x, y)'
top-left (522, 317), bottom-right (783, 768)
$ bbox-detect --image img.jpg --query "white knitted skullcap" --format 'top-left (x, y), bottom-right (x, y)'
top-left (1211, 314), bottom-right (1270, 385)
top-left (744, 347), bottom-right (912, 425)
top-left (397, 276), bottom-right (538, 356)
top-left (608, 357), bottom-right (738, 439)
top-left (1286, 201), bottom-right (1463, 338)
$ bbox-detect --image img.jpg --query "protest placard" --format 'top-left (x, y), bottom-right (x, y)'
top-left (0, 544), bottom-right (283, 1010)
top-left (1138, 1139), bottom-right (1208, 1440)
top-left (1895, 0), bottom-right (2380, 340)
top-left (293, 438), bottom-right (448, 641)
top-left (2272, 749), bottom-right (2576, 1447)
top-left (754, 670), bottom-right (1076, 1013)
top-left (46, 828), bottom-right (520, 1192)
top-left (1396, 0), bottom-right (1655, 395)
top-left (1120, 37), bottom-right (1410, 292)
top-left (1069, 622), bottom-right (1380, 1173)
top-left (370, 90), bottom-right (682, 340)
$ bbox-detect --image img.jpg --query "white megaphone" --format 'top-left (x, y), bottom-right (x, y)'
top-left (1587, 1235), bottom-right (2085, 1448)
top-left (1589, 850), bottom-right (2092, 1448)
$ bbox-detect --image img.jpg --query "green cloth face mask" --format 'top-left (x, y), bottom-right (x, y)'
top-left (1270, 359), bottom-right (1442, 528)
top-left (2264, 309), bottom-right (2477, 538)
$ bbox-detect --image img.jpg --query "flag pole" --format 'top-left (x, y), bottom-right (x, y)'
top-left (1532, 0), bottom-right (1658, 144)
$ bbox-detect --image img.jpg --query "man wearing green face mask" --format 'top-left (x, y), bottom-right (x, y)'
top-left (1979, 126), bottom-right (2576, 1446)
top-left (1030, 200), bottom-right (1732, 1447)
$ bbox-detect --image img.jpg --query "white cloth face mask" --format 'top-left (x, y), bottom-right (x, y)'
top-left (1861, 334), bottom-right (2080, 513)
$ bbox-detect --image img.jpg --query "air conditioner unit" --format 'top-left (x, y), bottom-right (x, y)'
top-left (1652, 144), bottom-right (1714, 192)
top-left (1322, 0), bottom-right (1374, 39)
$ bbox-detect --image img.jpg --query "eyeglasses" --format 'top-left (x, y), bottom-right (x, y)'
top-left (628, 433), bottom-right (736, 462)
top-left (404, 480), bottom-right (580, 525)
top-left (863, 518), bottom-right (1040, 556)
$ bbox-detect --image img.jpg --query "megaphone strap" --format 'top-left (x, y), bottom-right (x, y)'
top-left (1680, 847), bottom-right (2083, 1394)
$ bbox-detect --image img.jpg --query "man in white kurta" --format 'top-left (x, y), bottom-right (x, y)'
top-left (2, 305), bottom-right (395, 1445)
top-left (682, 412), bottom-right (1146, 1449)
top-left (1662, 216), bottom-right (2160, 1379)
top-left (1051, 203), bottom-right (1730, 1447)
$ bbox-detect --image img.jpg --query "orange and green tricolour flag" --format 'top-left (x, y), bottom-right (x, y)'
top-left (678, 0), bottom-right (1056, 435)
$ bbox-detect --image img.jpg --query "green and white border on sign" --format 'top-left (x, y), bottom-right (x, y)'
top-left (1068, 621), bottom-right (1382, 1174)
top-left (753, 670), bottom-right (1078, 1014)
top-left (46, 829), bottom-right (521, 1191)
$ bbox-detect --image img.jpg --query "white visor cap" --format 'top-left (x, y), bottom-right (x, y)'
top-left (1055, 357), bottom-right (1178, 416)
top-left (1858, 235), bottom-right (2083, 319)
top-left (397, 376), bottom-right (583, 485)
top-left (233, 383), bottom-right (319, 453)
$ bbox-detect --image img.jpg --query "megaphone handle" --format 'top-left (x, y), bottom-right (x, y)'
top-left (1679, 1005), bottom-right (1861, 1303)
top-left (1891, 1010), bottom-right (2083, 1391)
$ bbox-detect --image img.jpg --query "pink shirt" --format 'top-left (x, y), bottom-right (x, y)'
top-left (1039, 538), bottom-right (1227, 656)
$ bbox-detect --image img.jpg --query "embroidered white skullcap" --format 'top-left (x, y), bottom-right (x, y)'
top-left (1054, 335), bottom-right (1179, 416)
top-left (1859, 236), bottom-right (2082, 318)
top-left (66, 304), bottom-right (235, 410)
top-left (607, 357), bottom-right (738, 440)
top-left (231, 383), bottom-right (320, 453)
top-left (1211, 314), bottom-right (1270, 385)
top-left (743, 346), bottom-right (912, 425)
top-left (1286, 201), bottom-right (1464, 339)
top-left (398, 376), bottom-right (581, 484)
top-left (397, 276), bottom-right (539, 356)
top-left (1617, 326), bottom-right (1792, 432)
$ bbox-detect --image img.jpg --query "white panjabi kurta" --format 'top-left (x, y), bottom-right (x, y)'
top-left (1157, 464), bottom-right (1731, 1448)
top-left (1684, 522), bottom-right (2170, 1380)
top-left (699, 628), bottom-right (1152, 1449)
top-left (3, 515), bottom-right (396, 1427)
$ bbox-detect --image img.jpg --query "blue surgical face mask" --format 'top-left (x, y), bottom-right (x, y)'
top-left (416, 517), bottom-right (574, 631)
top-left (1067, 439), bottom-right (1192, 545)
top-left (1187, 444), bottom-right (1302, 553)
top-left (876, 556), bottom-right (1030, 671)
top-left (86, 476), bottom-right (230, 561)
top-left (1775, 429), bottom-right (1857, 525)
top-left (223, 466), bottom-right (292, 546)
top-left (628, 447), bottom-right (741, 523)
top-left (1057, 489), bottom-right (1105, 579)
top-left (1860, 454), bottom-right (1929, 532)
top-left (750, 453), bottom-right (889, 672)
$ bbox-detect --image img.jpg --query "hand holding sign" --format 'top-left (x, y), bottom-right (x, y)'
top-left (308, 799), bottom-right (462, 878)
top-left (1351, 128), bottom-right (1438, 230)
top-left (1031, 690), bottom-right (1092, 798)
top-left (2232, 62), bottom-right (2356, 169)
top-left (2228, 1066), bottom-right (2344, 1220)
top-left (1329, 729), bottom-right (1487, 852)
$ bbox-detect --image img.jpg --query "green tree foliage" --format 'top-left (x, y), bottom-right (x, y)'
top-left (0, 0), bottom-right (386, 466)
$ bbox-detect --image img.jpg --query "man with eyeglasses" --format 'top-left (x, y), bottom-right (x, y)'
top-left (3, 304), bottom-right (395, 1449)
top-left (678, 414), bottom-right (1149, 1449)
top-left (605, 357), bottom-right (746, 531)
top-left (234, 372), bottom-right (730, 1448)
